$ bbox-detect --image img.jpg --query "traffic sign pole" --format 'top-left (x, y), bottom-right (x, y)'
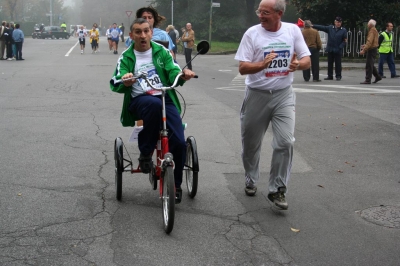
top-left (126, 11), bottom-right (133, 28)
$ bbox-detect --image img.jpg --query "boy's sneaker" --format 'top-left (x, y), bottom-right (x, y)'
top-left (175, 187), bottom-right (182, 204)
top-left (267, 190), bottom-right (288, 210)
top-left (244, 186), bottom-right (257, 196)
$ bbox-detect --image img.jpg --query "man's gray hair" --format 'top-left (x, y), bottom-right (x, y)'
top-left (368, 19), bottom-right (376, 26)
top-left (130, 18), bottom-right (151, 31)
top-left (274, 0), bottom-right (286, 13)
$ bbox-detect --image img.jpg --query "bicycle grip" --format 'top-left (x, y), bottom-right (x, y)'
top-left (194, 75), bottom-right (198, 78)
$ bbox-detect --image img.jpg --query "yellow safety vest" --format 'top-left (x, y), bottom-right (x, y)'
top-left (378, 32), bottom-right (393, 53)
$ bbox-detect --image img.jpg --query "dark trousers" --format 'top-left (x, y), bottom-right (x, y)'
top-left (6, 41), bottom-right (12, 58)
top-left (378, 52), bottom-right (397, 77)
top-left (128, 94), bottom-right (186, 188)
top-left (327, 52), bottom-right (342, 78)
top-left (184, 48), bottom-right (192, 70)
top-left (15, 42), bottom-right (23, 60)
top-left (0, 40), bottom-right (6, 59)
top-left (365, 48), bottom-right (379, 82)
top-left (303, 47), bottom-right (320, 81)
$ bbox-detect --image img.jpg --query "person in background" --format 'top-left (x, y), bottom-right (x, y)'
top-left (119, 23), bottom-right (125, 42)
top-left (166, 25), bottom-right (177, 60)
top-left (301, 20), bottom-right (322, 82)
top-left (125, 6), bottom-right (175, 56)
top-left (378, 22), bottom-right (400, 79)
top-left (89, 24), bottom-right (99, 53)
top-left (311, 17), bottom-right (347, 81)
top-left (10, 22), bottom-right (16, 59)
top-left (359, 19), bottom-right (381, 84)
top-left (181, 23), bottom-right (195, 70)
top-left (92, 23), bottom-right (100, 52)
top-left (110, 23), bottom-right (122, 54)
top-left (77, 25), bottom-right (87, 54)
top-left (234, 0), bottom-right (310, 210)
top-left (12, 23), bottom-right (24, 60)
top-left (5, 22), bottom-right (14, 60)
top-left (60, 22), bottom-right (67, 32)
top-left (0, 21), bottom-right (6, 60)
top-left (106, 25), bottom-right (113, 52)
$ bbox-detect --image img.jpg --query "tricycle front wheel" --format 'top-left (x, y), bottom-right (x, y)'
top-left (162, 165), bottom-right (175, 234)
top-left (114, 137), bottom-right (124, 201)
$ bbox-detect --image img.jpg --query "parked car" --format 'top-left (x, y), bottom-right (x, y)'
top-left (41, 26), bottom-right (70, 39)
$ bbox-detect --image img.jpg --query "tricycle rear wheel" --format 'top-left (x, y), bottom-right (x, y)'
top-left (185, 136), bottom-right (199, 198)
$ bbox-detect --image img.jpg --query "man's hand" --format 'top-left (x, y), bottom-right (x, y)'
top-left (288, 52), bottom-right (299, 72)
top-left (263, 50), bottom-right (278, 69)
top-left (180, 69), bottom-right (195, 81)
top-left (121, 73), bottom-right (136, 87)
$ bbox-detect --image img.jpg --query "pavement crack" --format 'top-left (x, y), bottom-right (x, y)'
top-left (90, 112), bottom-right (111, 214)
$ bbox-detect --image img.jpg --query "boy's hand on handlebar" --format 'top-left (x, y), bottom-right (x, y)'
top-left (180, 69), bottom-right (195, 81)
top-left (122, 73), bottom-right (136, 87)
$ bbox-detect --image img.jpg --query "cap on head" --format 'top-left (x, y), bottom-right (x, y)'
top-left (335, 16), bottom-right (342, 22)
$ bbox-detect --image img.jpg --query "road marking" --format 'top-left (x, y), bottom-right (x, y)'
top-left (219, 70), bottom-right (232, 72)
top-left (65, 41), bottom-right (79, 57)
top-left (220, 74), bottom-right (400, 93)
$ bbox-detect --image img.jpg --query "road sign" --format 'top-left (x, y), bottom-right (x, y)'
top-left (212, 2), bottom-right (220, 7)
top-left (126, 11), bottom-right (133, 17)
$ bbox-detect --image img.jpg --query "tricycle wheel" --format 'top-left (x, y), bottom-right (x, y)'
top-left (185, 136), bottom-right (199, 198)
top-left (162, 165), bottom-right (175, 234)
top-left (114, 137), bottom-right (124, 201)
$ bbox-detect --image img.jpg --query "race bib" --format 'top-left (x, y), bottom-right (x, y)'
top-left (138, 69), bottom-right (162, 95)
top-left (264, 50), bottom-right (291, 78)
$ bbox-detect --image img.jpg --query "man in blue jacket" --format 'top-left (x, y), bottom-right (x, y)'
top-left (12, 23), bottom-right (24, 60)
top-left (312, 17), bottom-right (347, 81)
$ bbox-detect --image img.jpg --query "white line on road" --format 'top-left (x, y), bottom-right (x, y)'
top-left (65, 41), bottom-right (79, 57)
top-left (215, 86), bottom-right (400, 93)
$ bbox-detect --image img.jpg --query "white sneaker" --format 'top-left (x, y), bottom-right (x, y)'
top-left (81, 50), bottom-right (83, 54)
top-left (7, 58), bottom-right (12, 61)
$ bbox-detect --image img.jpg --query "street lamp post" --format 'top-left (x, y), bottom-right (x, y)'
top-left (50, 0), bottom-right (53, 26)
top-left (209, 0), bottom-right (212, 47)
top-left (171, 1), bottom-right (174, 25)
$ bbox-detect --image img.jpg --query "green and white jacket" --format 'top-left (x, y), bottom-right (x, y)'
top-left (110, 41), bottom-right (185, 127)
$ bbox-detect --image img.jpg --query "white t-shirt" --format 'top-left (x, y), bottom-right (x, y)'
top-left (77, 29), bottom-right (87, 40)
top-left (131, 48), bottom-right (163, 98)
top-left (235, 22), bottom-right (310, 90)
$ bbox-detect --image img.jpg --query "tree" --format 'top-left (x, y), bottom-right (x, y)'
top-left (154, 0), bottom-right (257, 42)
top-left (291, 0), bottom-right (400, 31)
top-left (0, 0), bottom-right (68, 25)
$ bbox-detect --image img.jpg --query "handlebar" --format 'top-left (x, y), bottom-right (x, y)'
top-left (114, 71), bottom-right (197, 90)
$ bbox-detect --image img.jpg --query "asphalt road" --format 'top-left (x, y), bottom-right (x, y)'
top-left (1, 37), bottom-right (399, 266)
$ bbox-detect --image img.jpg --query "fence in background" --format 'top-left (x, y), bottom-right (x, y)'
top-left (319, 27), bottom-right (400, 58)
